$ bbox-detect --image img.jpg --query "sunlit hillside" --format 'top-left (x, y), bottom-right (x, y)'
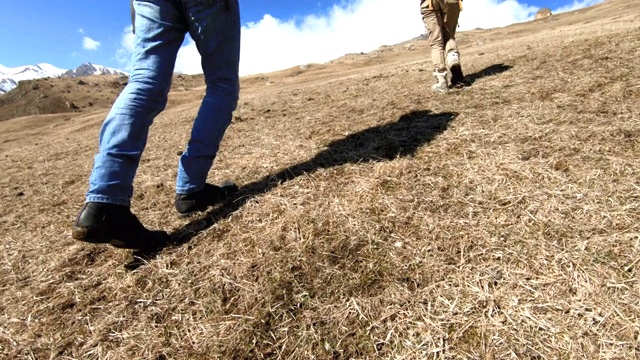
top-left (0, 0), bottom-right (638, 358)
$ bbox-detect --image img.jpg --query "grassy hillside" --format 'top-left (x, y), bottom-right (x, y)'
top-left (0, 0), bottom-right (639, 358)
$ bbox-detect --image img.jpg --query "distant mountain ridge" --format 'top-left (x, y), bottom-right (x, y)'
top-left (62, 63), bottom-right (127, 78)
top-left (0, 63), bottom-right (65, 94)
top-left (0, 62), bottom-right (127, 94)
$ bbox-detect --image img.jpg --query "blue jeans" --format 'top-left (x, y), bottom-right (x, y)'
top-left (86, 0), bottom-right (240, 206)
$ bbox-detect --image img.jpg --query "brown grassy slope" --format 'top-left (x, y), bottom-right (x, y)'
top-left (0, 73), bottom-right (209, 123)
top-left (1, 0), bottom-right (639, 358)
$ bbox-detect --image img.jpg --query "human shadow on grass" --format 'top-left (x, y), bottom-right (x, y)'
top-left (459, 63), bottom-right (512, 87)
top-left (127, 109), bottom-right (457, 269)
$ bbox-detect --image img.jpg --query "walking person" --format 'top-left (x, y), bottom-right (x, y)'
top-left (72, 0), bottom-right (240, 250)
top-left (420, 0), bottom-right (465, 93)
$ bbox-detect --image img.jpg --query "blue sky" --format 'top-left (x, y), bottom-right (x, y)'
top-left (0, 0), bottom-right (604, 76)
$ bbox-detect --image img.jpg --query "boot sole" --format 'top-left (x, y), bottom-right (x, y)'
top-left (431, 86), bottom-right (448, 94)
top-left (176, 204), bottom-right (225, 218)
top-left (176, 210), bottom-right (199, 219)
top-left (73, 226), bottom-right (169, 250)
top-left (175, 184), bottom-right (238, 218)
top-left (72, 226), bottom-right (110, 244)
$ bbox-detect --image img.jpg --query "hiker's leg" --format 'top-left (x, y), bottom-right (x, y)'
top-left (443, 0), bottom-right (460, 56)
top-left (87, 0), bottom-right (186, 206)
top-left (443, 0), bottom-right (464, 86)
top-left (422, 1), bottom-right (448, 92)
top-left (422, 0), bottom-right (446, 71)
top-left (175, 0), bottom-right (240, 194)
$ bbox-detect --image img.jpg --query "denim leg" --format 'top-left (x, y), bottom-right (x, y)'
top-left (175, 0), bottom-right (240, 194)
top-left (86, 0), bottom-right (187, 206)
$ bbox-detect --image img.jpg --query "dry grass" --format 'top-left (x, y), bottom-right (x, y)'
top-left (1, 0), bottom-right (639, 358)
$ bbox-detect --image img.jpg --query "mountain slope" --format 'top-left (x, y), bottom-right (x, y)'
top-left (0, 78), bottom-right (17, 94)
top-left (62, 62), bottom-right (127, 78)
top-left (0, 0), bottom-right (638, 358)
top-left (0, 63), bottom-right (66, 81)
top-left (0, 74), bottom-right (129, 122)
top-left (0, 62), bottom-right (127, 94)
top-left (0, 63), bottom-right (65, 94)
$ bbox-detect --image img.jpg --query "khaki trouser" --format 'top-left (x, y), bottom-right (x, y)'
top-left (420, 0), bottom-right (461, 71)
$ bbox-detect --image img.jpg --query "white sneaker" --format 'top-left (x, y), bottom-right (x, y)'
top-left (431, 70), bottom-right (448, 93)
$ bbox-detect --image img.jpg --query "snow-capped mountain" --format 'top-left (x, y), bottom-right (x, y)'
top-left (0, 63), bottom-right (66, 94)
top-left (62, 62), bottom-right (127, 78)
top-left (0, 78), bottom-right (18, 94)
top-left (0, 62), bottom-right (128, 94)
top-left (0, 63), bottom-right (66, 81)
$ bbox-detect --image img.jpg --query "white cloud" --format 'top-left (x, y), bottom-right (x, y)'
top-left (233, 0), bottom-right (541, 76)
top-left (235, 0), bottom-right (423, 76)
top-left (116, 25), bottom-right (136, 71)
top-left (458, 0), bottom-right (538, 29)
top-left (78, 28), bottom-right (85, 34)
top-left (553, 0), bottom-right (605, 13)
top-left (82, 36), bottom-right (101, 51)
top-left (117, 0), bottom-right (604, 77)
top-left (174, 39), bottom-right (202, 75)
